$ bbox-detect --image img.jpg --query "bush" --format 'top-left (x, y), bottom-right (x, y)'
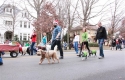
top-left (88, 43), bottom-right (98, 47)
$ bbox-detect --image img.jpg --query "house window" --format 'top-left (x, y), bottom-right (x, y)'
top-left (22, 12), bottom-right (29, 18)
top-left (5, 8), bottom-right (13, 13)
top-left (24, 21), bottom-right (27, 28)
top-left (28, 34), bottom-right (30, 41)
top-left (20, 21), bottom-right (22, 27)
top-left (20, 33), bottom-right (22, 41)
top-left (5, 21), bottom-right (12, 25)
top-left (28, 22), bottom-right (30, 28)
top-left (23, 33), bottom-right (27, 41)
top-left (22, 13), bottom-right (24, 17)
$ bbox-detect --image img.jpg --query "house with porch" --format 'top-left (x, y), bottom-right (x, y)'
top-left (0, 4), bottom-right (34, 43)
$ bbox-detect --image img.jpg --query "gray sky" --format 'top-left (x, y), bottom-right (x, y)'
top-left (0, 0), bottom-right (125, 27)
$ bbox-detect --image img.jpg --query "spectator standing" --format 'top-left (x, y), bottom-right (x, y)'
top-left (41, 32), bottom-right (47, 47)
top-left (30, 30), bottom-right (37, 55)
top-left (73, 32), bottom-right (80, 54)
top-left (111, 36), bottom-right (116, 50)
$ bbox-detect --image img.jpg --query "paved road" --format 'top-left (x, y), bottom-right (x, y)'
top-left (0, 50), bottom-right (125, 80)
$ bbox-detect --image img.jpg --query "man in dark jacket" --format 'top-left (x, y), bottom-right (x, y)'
top-left (111, 36), bottom-right (116, 50)
top-left (118, 36), bottom-right (122, 50)
top-left (96, 22), bottom-right (107, 59)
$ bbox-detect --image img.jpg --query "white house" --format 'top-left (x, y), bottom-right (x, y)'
top-left (0, 4), bottom-right (34, 43)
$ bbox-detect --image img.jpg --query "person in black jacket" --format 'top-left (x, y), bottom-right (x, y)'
top-left (96, 22), bottom-right (107, 59)
top-left (111, 36), bottom-right (116, 50)
top-left (117, 36), bottom-right (122, 50)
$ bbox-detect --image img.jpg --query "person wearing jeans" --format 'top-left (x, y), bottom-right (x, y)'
top-left (96, 22), bottom-right (107, 59)
top-left (30, 30), bottom-right (37, 55)
top-left (51, 20), bottom-right (63, 59)
top-left (73, 32), bottom-right (79, 54)
top-left (98, 39), bottom-right (104, 57)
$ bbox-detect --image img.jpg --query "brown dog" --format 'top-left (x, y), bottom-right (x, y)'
top-left (38, 45), bottom-right (59, 64)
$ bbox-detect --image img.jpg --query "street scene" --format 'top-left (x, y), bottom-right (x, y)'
top-left (0, 0), bottom-right (125, 80)
top-left (0, 50), bottom-right (125, 80)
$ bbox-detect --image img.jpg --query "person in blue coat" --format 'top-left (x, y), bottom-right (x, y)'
top-left (0, 52), bottom-right (3, 65)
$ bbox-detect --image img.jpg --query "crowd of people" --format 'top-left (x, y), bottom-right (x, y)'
top-left (73, 22), bottom-right (107, 59)
top-left (109, 36), bottom-right (125, 51)
top-left (29, 20), bottom-right (64, 59)
top-left (0, 21), bottom-right (125, 65)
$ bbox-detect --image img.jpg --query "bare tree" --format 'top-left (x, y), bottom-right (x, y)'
top-left (77, 0), bottom-right (111, 27)
top-left (119, 18), bottom-right (125, 38)
top-left (24, 0), bottom-right (45, 44)
top-left (55, 0), bottom-right (79, 49)
top-left (105, 0), bottom-right (125, 38)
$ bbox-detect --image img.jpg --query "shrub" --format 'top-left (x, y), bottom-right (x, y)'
top-left (88, 43), bottom-right (98, 47)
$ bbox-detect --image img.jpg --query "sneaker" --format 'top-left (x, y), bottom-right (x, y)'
top-left (77, 54), bottom-right (81, 57)
top-left (98, 56), bottom-right (104, 59)
top-left (59, 56), bottom-right (63, 59)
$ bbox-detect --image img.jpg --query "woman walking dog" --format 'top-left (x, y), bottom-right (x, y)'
top-left (77, 28), bottom-right (90, 57)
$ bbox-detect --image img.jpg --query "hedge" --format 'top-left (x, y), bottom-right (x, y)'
top-left (88, 43), bottom-right (98, 47)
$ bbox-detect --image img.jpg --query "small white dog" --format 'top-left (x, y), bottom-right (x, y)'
top-left (21, 47), bottom-right (28, 55)
top-left (46, 44), bottom-right (51, 51)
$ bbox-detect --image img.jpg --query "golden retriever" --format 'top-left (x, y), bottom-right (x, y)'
top-left (37, 45), bottom-right (59, 64)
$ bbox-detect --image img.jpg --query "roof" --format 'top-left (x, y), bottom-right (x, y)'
top-left (0, 4), bottom-right (20, 15)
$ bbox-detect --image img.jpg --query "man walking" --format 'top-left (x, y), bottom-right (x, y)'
top-left (51, 20), bottom-right (64, 59)
top-left (96, 22), bottom-right (107, 59)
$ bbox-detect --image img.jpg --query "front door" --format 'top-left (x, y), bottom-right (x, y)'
top-left (5, 31), bottom-right (12, 40)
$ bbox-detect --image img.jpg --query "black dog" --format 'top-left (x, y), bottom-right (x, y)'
top-left (26, 47), bottom-right (30, 55)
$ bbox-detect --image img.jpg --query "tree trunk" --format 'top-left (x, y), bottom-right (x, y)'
top-left (36, 11), bottom-right (41, 44)
top-left (67, 26), bottom-right (71, 50)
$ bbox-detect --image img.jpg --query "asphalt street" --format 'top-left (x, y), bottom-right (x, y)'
top-left (0, 49), bottom-right (125, 80)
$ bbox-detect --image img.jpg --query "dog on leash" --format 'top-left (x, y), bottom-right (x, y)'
top-left (38, 45), bottom-right (59, 64)
top-left (21, 47), bottom-right (30, 55)
top-left (46, 44), bottom-right (51, 51)
top-left (88, 50), bottom-right (96, 57)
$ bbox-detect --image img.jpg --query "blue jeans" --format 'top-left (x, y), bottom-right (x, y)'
top-left (74, 42), bottom-right (79, 54)
top-left (31, 42), bottom-right (37, 55)
top-left (98, 39), bottom-right (104, 57)
top-left (116, 44), bottom-right (122, 50)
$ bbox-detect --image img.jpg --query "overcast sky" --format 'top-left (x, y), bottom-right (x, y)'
top-left (0, 0), bottom-right (125, 27)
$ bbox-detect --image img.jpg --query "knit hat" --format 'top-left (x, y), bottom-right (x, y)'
top-left (53, 20), bottom-right (58, 24)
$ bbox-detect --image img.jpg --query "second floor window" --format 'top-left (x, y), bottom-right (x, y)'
top-left (5, 21), bottom-right (12, 26)
top-left (28, 22), bottom-right (30, 28)
top-left (24, 21), bottom-right (27, 28)
top-left (20, 33), bottom-right (22, 41)
top-left (22, 12), bottom-right (29, 18)
top-left (23, 33), bottom-right (27, 41)
top-left (20, 21), bottom-right (22, 27)
top-left (5, 8), bottom-right (12, 13)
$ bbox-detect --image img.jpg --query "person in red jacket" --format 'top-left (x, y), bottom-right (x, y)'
top-left (30, 30), bottom-right (37, 55)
